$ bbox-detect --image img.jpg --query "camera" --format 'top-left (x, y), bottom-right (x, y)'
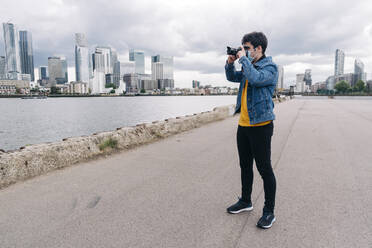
top-left (227, 46), bottom-right (249, 57)
top-left (226, 46), bottom-right (242, 56)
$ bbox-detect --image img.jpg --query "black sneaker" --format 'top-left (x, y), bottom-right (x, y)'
top-left (226, 197), bottom-right (253, 214)
top-left (256, 212), bottom-right (276, 229)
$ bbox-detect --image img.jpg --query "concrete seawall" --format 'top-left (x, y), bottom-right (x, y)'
top-left (0, 97), bottom-right (288, 190)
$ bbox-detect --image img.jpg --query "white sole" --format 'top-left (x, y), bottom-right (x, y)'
top-left (227, 206), bottom-right (253, 214)
top-left (258, 217), bottom-right (276, 229)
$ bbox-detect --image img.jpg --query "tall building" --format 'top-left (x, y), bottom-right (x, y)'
top-left (304, 69), bottom-right (312, 86)
top-left (75, 33), bottom-right (91, 83)
top-left (151, 62), bottom-right (163, 80)
top-left (91, 50), bottom-right (106, 93)
top-left (124, 73), bottom-right (139, 93)
top-left (192, 80), bottom-right (200, 88)
top-left (129, 49), bottom-right (145, 74)
top-left (0, 56), bottom-right (6, 79)
top-left (107, 48), bottom-right (120, 86)
top-left (296, 73), bottom-right (306, 92)
top-left (334, 49), bottom-right (345, 76)
top-left (2, 22), bottom-right (21, 79)
top-left (39, 66), bottom-right (48, 80)
top-left (354, 58), bottom-right (364, 74)
top-left (151, 55), bottom-right (174, 89)
top-left (94, 46), bottom-right (112, 74)
top-left (277, 65), bottom-right (284, 89)
top-left (151, 55), bottom-right (174, 80)
top-left (354, 58), bottom-right (367, 84)
top-left (110, 48), bottom-right (118, 71)
top-left (19, 30), bottom-right (34, 81)
top-left (113, 61), bottom-right (121, 87)
top-left (48, 56), bottom-right (68, 85)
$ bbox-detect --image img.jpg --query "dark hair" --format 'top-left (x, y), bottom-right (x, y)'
top-left (241, 32), bottom-right (268, 54)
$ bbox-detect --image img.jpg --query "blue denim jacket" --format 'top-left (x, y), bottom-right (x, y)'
top-left (225, 55), bottom-right (278, 125)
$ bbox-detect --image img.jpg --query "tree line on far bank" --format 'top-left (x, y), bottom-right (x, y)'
top-left (316, 80), bottom-right (371, 95)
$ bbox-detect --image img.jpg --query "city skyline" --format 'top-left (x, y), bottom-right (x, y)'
top-left (1, 0), bottom-right (372, 88)
top-left (1, 24), bottom-right (370, 91)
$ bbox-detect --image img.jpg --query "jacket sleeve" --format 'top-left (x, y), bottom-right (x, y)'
top-left (238, 56), bottom-right (278, 88)
top-left (225, 62), bottom-right (242, 83)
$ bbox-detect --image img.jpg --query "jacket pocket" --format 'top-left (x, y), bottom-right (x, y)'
top-left (253, 99), bottom-right (266, 117)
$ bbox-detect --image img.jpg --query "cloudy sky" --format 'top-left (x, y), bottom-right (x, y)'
top-left (1, 0), bottom-right (372, 88)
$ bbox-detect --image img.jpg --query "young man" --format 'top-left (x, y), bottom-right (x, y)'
top-left (225, 32), bottom-right (278, 229)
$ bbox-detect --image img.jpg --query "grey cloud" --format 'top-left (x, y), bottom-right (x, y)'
top-left (1, 0), bottom-right (372, 79)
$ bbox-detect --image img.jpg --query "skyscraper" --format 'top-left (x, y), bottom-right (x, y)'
top-left (19, 30), bottom-right (35, 81)
top-left (151, 55), bottom-right (174, 89)
top-left (151, 55), bottom-right (174, 79)
top-left (334, 49), bottom-right (345, 76)
top-left (110, 48), bottom-right (120, 86)
top-left (129, 49), bottom-right (145, 74)
top-left (151, 62), bottom-right (163, 80)
top-left (113, 61), bottom-right (120, 87)
top-left (48, 56), bottom-right (68, 85)
top-left (304, 69), bottom-right (312, 86)
top-left (296, 73), bottom-right (306, 92)
top-left (0, 56), bottom-right (6, 79)
top-left (354, 59), bottom-right (364, 74)
top-left (2, 22), bottom-right (21, 79)
top-left (354, 58), bottom-right (367, 83)
top-left (91, 50), bottom-right (106, 93)
top-left (277, 65), bottom-right (284, 89)
top-left (192, 80), bottom-right (200, 88)
top-left (94, 46), bottom-right (112, 74)
top-left (110, 48), bottom-right (118, 71)
top-left (39, 66), bottom-right (48, 80)
top-left (75, 33), bottom-right (91, 83)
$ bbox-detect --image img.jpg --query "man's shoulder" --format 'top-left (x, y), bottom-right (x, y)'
top-left (255, 56), bottom-right (276, 65)
top-left (255, 56), bottom-right (277, 71)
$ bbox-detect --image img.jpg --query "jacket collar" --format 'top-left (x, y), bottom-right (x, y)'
top-left (253, 54), bottom-right (266, 64)
top-left (253, 55), bottom-right (273, 68)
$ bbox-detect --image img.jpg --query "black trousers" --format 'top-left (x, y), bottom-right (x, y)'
top-left (236, 122), bottom-right (276, 213)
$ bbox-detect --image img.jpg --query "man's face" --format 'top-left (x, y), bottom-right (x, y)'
top-left (243, 42), bottom-right (261, 60)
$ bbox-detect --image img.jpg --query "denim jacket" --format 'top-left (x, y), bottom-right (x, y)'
top-left (225, 55), bottom-right (278, 125)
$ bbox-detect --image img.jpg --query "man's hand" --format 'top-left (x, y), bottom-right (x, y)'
top-left (236, 45), bottom-right (245, 59)
top-left (227, 55), bottom-right (237, 64)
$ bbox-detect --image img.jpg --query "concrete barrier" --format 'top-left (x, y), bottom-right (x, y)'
top-left (0, 104), bottom-right (235, 189)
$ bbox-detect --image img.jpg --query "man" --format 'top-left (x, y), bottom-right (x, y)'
top-left (225, 32), bottom-right (278, 229)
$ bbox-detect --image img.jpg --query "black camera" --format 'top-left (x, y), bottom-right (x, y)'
top-left (227, 46), bottom-right (249, 57)
top-left (226, 46), bottom-right (242, 56)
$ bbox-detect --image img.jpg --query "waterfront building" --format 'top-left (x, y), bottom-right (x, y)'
top-left (48, 56), bottom-right (68, 85)
top-left (129, 49), bottom-right (145, 74)
top-left (334, 49), bottom-right (345, 76)
top-left (75, 33), bottom-right (91, 83)
top-left (2, 22), bottom-right (21, 79)
top-left (19, 30), bottom-right (34, 81)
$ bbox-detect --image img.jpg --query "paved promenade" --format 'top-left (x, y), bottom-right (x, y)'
top-left (0, 98), bottom-right (371, 247)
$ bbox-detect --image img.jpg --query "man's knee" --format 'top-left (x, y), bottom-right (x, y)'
top-left (256, 162), bottom-right (274, 177)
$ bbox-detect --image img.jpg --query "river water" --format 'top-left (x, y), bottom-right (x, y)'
top-left (0, 96), bottom-right (236, 151)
